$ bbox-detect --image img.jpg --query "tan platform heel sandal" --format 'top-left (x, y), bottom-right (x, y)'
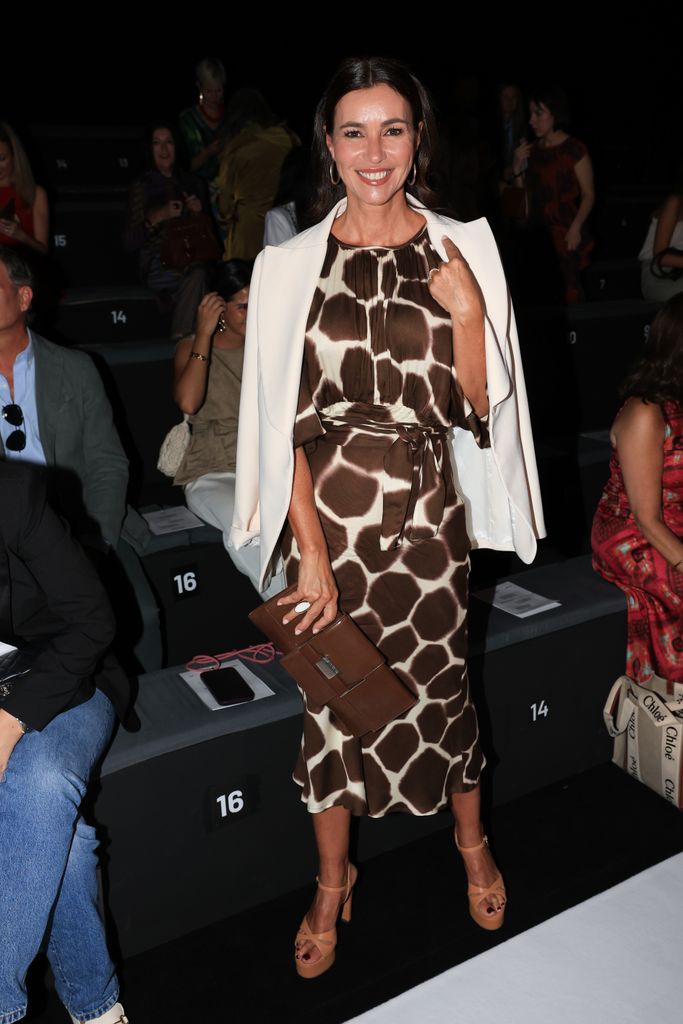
top-left (294, 864), bottom-right (357, 979)
top-left (455, 832), bottom-right (506, 931)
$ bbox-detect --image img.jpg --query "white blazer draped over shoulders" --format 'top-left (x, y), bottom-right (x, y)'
top-left (230, 193), bottom-right (545, 590)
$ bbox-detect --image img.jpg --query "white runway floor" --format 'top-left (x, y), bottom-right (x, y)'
top-left (348, 852), bottom-right (683, 1024)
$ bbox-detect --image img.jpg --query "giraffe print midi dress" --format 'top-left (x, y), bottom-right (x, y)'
top-left (281, 223), bottom-right (488, 817)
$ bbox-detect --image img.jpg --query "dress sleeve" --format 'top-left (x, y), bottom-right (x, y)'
top-left (567, 137), bottom-right (588, 165)
top-left (293, 351), bottom-right (326, 449)
top-left (450, 373), bottom-right (490, 449)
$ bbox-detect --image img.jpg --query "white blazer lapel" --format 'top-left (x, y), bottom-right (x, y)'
top-left (256, 244), bottom-right (327, 434)
top-left (256, 199), bottom-right (347, 434)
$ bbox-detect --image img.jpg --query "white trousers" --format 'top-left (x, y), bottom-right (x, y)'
top-left (184, 471), bottom-right (286, 601)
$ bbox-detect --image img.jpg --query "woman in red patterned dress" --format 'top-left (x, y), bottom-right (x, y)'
top-left (511, 86), bottom-right (594, 303)
top-left (592, 294), bottom-right (683, 684)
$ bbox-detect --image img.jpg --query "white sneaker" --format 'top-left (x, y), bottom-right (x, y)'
top-left (70, 1002), bottom-right (129, 1024)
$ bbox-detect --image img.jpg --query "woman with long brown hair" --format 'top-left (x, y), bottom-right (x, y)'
top-left (232, 56), bottom-right (544, 977)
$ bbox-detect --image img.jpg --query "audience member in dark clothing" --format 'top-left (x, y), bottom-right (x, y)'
top-left (124, 122), bottom-right (213, 340)
top-left (497, 83), bottom-right (526, 187)
top-left (0, 462), bottom-right (130, 1024)
top-left (178, 57), bottom-right (227, 183)
top-left (485, 83), bottom-right (528, 235)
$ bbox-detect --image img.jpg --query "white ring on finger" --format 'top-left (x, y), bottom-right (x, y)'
top-left (295, 601), bottom-right (311, 613)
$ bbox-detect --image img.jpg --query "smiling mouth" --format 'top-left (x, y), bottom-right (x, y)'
top-left (356, 169), bottom-right (392, 183)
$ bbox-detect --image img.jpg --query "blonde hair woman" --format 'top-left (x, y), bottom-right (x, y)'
top-left (0, 122), bottom-right (48, 255)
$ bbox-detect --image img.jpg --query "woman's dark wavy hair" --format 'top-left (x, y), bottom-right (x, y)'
top-left (144, 121), bottom-right (179, 171)
top-left (528, 84), bottom-right (571, 132)
top-left (620, 293), bottom-right (683, 405)
top-left (211, 259), bottom-right (252, 301)
top-left (309, 56), bottom-right (442, 223)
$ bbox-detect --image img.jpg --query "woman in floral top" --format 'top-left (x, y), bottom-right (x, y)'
top-left (592, 294), bottom-right (683, 684)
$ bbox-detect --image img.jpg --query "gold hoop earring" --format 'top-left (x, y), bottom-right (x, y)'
top-left (408, 163), bottom-right (417, 186)
top-left (329, 162), bottom-right (340, 186)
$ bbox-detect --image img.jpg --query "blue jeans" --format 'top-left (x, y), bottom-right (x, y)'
top-left (0, 689), bottom-right (120, 1024)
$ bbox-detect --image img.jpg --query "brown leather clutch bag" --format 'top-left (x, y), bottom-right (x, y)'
top-left (248, 584), bottom-right (417, 737)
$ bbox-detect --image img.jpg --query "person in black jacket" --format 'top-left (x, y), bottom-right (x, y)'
top-left (0, 462), bottom-right (130, 1024)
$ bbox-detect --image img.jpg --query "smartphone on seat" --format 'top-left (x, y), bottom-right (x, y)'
top-left (199, 666), bottom-right (254, 706)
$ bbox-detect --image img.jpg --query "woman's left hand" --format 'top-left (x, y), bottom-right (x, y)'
top-left (428, 237), bottom-right (485, 324)
top-left (565, 223), bottom-right (581, 252)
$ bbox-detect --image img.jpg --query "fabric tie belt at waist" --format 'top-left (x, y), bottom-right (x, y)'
top-left (319, 413), bottom-right (450, 551)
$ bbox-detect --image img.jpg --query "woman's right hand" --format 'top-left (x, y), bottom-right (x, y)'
top-left (277, 549), bottom-right (338, 634)
top-left (0, 216), bottom-right (23, 240)
top-left (512, 141), bottom-right (531, 175)
top-left (0, 709), bottom-right (23, 784)
top-left (195, 292), bottom-right (226, 339)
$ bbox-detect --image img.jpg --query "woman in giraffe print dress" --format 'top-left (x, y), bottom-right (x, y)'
top-left (282, 223), bottom-right (488, 822)
top-left (235, 57), bottom-right (539, 976)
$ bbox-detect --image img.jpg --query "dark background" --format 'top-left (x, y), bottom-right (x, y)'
top-left (2, 13), bottom-right (681, 180)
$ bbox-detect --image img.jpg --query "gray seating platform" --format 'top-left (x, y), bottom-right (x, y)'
top-left (52, 199), bottom-right (134, 287)
top-left (102, 659), bottom-right (300, 778)
top-left (121, 510), bottom-right (264, 667)
top-left (583, 259), bottom-right (641, 301)
top-left (77, 339), bottom-right (178, 508)
top-left (30, 123), bottom-right (144, 195)
top-left (56, 286), bottom-right (168, 345)
top-left (468, 550), bottom-right (624, 656)
top-left (595, 194), bottom-right (657, 259)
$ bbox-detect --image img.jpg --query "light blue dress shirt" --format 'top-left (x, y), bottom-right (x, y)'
top-left (0, 331), bottom-right (47, 466)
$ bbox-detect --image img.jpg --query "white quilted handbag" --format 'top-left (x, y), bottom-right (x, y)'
top-left (157, 416), bottom-right (190, 477)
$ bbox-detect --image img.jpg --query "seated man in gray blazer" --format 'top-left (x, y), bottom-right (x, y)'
top-left (0, 245), bottom-right (128, 551)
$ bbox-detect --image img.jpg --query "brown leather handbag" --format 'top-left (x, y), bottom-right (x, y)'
top-left (249, 585), bottom-right (416, 737)
top-left (160, 213), bottom-right (221, 269)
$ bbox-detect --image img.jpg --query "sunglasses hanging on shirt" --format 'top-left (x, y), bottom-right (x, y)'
top-left (2, 403), bottom-right (26, 452)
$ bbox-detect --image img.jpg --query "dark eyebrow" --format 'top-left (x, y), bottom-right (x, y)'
top-left (337, 118), bottom-right (411, 129)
